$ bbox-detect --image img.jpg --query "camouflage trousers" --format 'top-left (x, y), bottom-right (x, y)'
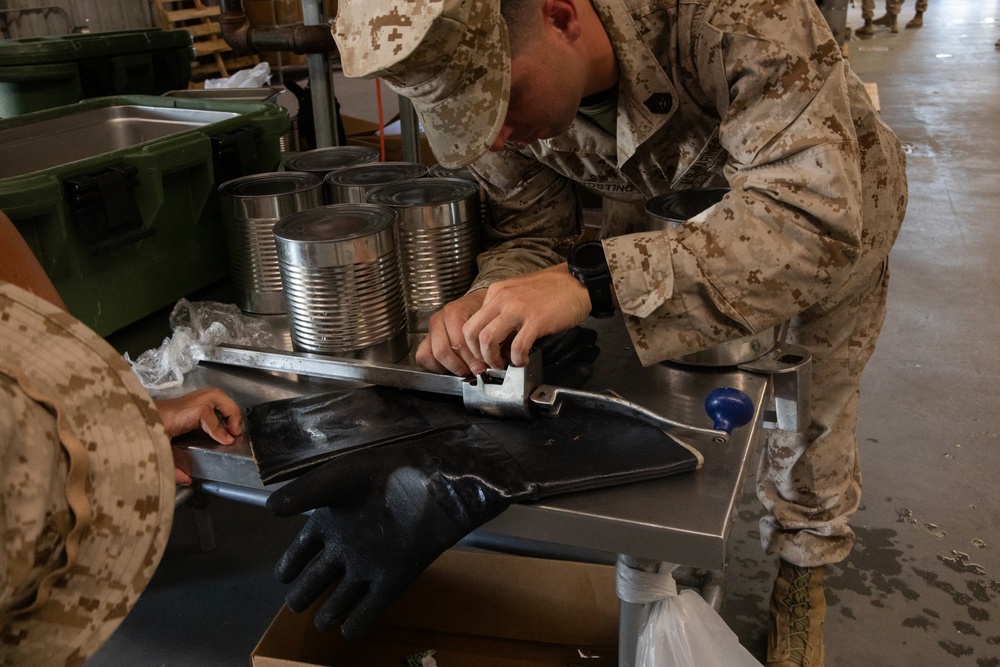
top-left (861, 0), bottom-right (927, 19)
top-left (757, 259), bottom-right (890, 567)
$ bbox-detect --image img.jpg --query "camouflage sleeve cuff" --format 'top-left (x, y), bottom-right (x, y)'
top-left (468, 240), bottom-right (571, 292)
top-left (602, 233), bottom-right (675, 319)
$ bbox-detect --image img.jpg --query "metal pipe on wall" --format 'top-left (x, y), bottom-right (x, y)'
top-left (217, 0), bottom-right (340, 147)
top-left (218, 0), bottom-right (336, 55)
top-left (299, 0), bottom-right (337, 148)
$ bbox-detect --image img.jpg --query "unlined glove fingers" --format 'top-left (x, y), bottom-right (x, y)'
top-left (541, 342), bottom-right (601, 388)
top-left (533, 329), bottom-right (572, 360)
top-left (315, 576), bottom-right (370, 634)
top-left (274, 518), bottom-right (326, 584)
top-left (339, 573), bottom-right (427, 640)
top-left (534, 326), bottom-right (598, 363)
top-left (548, 359), bottom-right (595, 389)
top-left (285, 553), bottom-right (347, 613)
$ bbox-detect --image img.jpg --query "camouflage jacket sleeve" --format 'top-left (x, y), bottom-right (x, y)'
top-left (466, 148), bottom-right (585, 292)
top-left (602, 1), bottom-right (890, 364)
top-left (465, 0), bottom-right (903, 366)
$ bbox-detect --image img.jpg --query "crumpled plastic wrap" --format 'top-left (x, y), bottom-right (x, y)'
top-left (204, 61), bottom-right (271, 89)
top-left (125, 299), bottom-right (273, 390)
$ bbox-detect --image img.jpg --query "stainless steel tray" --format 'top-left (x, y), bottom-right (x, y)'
top-left (162, 87), bottom-right (283, 103)
top-left (0, 104), bottom-right (238, 178)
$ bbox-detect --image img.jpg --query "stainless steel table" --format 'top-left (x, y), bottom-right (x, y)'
top-left (164, 317), bottom-right (771, 666)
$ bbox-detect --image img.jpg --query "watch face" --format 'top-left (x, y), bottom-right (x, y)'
top-left (573, 242), bottom-right (606, 271)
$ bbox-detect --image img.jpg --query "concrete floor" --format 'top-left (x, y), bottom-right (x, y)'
top-left (87, 0), bottom-right (1000, 664)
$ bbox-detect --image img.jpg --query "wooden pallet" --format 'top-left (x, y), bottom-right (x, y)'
top-left (148, 0), bottom-right (258, 81)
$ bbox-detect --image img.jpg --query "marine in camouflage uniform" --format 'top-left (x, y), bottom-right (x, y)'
top-left (333, 0), bottom-right (906, 664)
top-left (472, 0), bottom-right (905, 564)
top-left (0, 280), bottom-right (175, 667)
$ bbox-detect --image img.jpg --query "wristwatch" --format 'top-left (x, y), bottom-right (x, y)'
top-left (567, 241), bottom-right (615, 318)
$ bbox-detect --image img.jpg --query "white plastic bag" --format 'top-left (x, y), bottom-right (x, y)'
top-left (617, 560), bottom-right (762, 667)
top-left (124, 299), bottom-right (273, 389)
top-left (204, 61), bottom-right (271, 89)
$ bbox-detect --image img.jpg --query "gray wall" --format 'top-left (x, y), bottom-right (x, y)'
top-left (0, 0), bottom-right (155, 38)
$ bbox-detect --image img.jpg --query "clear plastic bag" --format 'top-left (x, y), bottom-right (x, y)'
top-left (204, 61), bottom-right (271, 89)
top-left (124, 299), bottom-right (273, 390)
top-left (617, 560), bottom-right (762, 667)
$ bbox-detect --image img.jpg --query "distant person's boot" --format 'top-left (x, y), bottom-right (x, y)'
top-left (906, 11), bottom-right (923, 28)
top-left (872, 12), bottom-right (892, 26)
top-left (856, 18), bottom-right (875, 36)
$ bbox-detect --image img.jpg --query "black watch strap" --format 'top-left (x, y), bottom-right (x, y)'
top-left (568, 241), bottom-right (615, 319)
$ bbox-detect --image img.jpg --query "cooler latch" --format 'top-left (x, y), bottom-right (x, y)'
top-left (212, 126), bottom-right (264, 185)
top-left (63, 165), bottom-right (153, 256)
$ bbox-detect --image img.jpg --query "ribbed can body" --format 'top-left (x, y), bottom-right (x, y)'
top-left (367, 177), bottom-right (481, 332)
top-left (273, 204), bottom-right (409, 361)
top-left (219, 172), bottom-right (324, 314)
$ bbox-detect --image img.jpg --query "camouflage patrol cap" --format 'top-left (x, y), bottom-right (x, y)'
top-left (0, 281), bottom-right (174, 667)
top-left (334, 0), bottom-right (510, 168)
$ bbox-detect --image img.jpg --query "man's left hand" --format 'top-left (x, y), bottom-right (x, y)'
top-left (463, 263), bottom-right (591, 369)
top-left (155, 387), bottom-right (243, 485)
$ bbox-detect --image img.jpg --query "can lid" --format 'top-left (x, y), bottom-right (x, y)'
top-left (645, 188), bottom-right (730, 223)
top-left (283, 146), bottom-right (380, 173)
top-left (218, 171), bottom-right (323, 198)
top-left (325, 161), bottom-right (428, 187)
top-left (428, 164), bottom-right (477, 181)
top-left (273, 204), bottom-right (397, 243)
top-left (366, 177), bottom-right (478, 208)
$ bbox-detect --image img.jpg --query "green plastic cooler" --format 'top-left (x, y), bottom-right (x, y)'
top-left (0, 95), bottom-right (289, 335)
top-left (0, 29), bottom-right (194, 118)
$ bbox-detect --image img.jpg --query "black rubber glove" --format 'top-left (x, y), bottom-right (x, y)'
top-left (533, 326), bottom-right (600, 388)
top-left (266, 405), bottom-right (700, 639)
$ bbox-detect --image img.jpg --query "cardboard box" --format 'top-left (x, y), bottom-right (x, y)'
top-left (251, 548), bottom-right (620, 667)
top-left (341, 114), bottom-right (437, 168)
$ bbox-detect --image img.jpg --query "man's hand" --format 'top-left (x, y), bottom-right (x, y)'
top-left (416, 265), bottom-right (592, 374)
top-left (155, 387), bottom-right (243, 485)
top-left (417, 265), bottom-right (593, 374)
top-left (415, 290), bottom-right (489, 376)
top-left (464, 263), bottom-right (591, 369)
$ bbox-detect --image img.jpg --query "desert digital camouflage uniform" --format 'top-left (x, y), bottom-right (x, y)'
top-left (0, 280), bottom-right (174, 667)
top-left (464, 0), bottom-right (907, 567)
top-left (861, 0), bottom-right (926, 20)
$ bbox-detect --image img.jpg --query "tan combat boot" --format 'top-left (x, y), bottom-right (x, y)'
top-left (872, 13), bottom-right (893, 26)
top-left (906, 11), bottom-right (923, 28)
top-left (766, 560), bottom-right (826, 667)
top-left (856, 18), bottom-right (875, 36)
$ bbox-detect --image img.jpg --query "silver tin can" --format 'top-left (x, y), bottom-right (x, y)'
top-left (367, 177), bottom-right (481, 332)
top-left (282, 146), bottom-right (380, 178)
top-left (272, 204), bottom-right (409, 362)
top-left (219, 172), bottom-right (324, 314)
top-left (324, 161), bottom-right (428, 204)
top-left (645, 188), bottom-right (732, 231)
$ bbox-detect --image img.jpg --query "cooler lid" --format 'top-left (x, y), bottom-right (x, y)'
top-left (0, 29), bottom-right (190, 67)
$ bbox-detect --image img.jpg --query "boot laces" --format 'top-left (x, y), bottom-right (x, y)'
top-left (782, 567), bottom-right (818, 660)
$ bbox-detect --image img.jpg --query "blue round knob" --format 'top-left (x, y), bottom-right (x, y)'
top-left (705, 387), bottom-right (754, 434)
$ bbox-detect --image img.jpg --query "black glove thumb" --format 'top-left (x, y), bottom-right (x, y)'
top-left (267, 454), bottom-right (372, 517)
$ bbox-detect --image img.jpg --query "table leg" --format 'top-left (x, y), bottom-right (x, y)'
top-left (617, 555), bottom-right (659, 667)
